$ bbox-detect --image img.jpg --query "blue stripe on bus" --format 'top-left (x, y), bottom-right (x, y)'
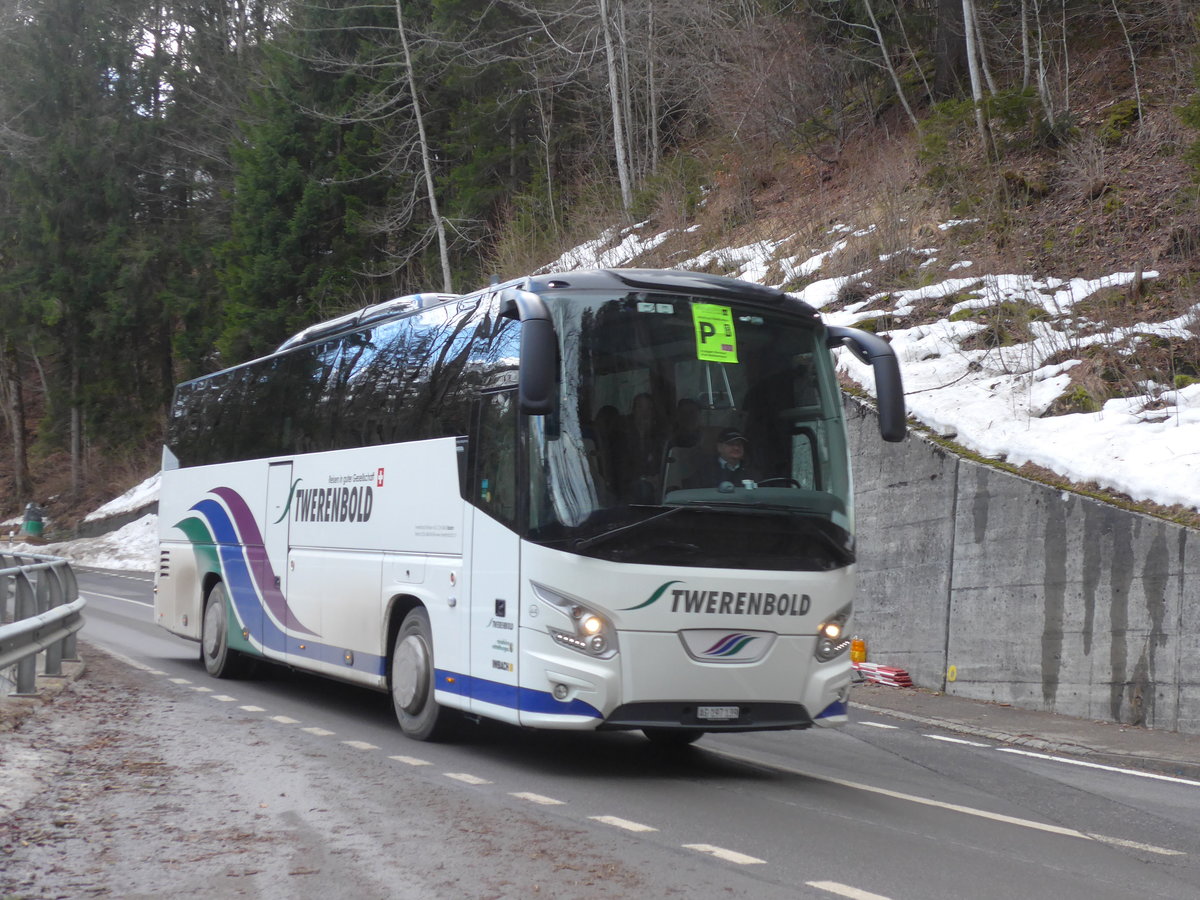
top-left (815, 698), bottom-right (848, 719)
top-left (435, 669), bottom-right (603, 719)
top-left (284, 635), bottom-right (387, 676)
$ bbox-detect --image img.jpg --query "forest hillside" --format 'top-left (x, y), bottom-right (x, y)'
top-left (1, 0), bottom-right (1198, 531)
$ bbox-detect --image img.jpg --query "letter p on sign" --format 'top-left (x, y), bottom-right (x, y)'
top-left (692, 304), bottom-right (738, 363)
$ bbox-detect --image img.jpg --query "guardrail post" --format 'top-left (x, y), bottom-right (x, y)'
top-left (61, 563), bottom-right (81, 661)
top-left (13, 571), bottom-right (36, 694)
top-left (42, 566), bottom-right (65, 677)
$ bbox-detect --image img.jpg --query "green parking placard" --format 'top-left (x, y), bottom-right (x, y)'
top-left (692, 303), bottom-right (738, 363)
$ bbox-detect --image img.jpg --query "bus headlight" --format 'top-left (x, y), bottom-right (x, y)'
top-left (531, 582), bottom-right (618, 660)
top-left (815, 605), bottom-right (853, 662)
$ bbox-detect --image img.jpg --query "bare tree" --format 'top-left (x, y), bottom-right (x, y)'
top-left (395, 0), bottom-right (453, 290)
top-left (961, 0), bottom-right (993, 153)
top-left (599, 0), bottom-right (634, 209)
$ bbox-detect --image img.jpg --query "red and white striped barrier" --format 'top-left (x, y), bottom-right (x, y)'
top-left (852, 661), bottom-right (913, 687)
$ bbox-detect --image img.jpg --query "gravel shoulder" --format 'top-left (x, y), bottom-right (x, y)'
top-left (0, 646), bottom-right (655, 900)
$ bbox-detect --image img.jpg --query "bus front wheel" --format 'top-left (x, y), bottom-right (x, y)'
top-left (201, 582), bottom-right (245, 678)
top-left (391, 607), bottom-right (453, 741)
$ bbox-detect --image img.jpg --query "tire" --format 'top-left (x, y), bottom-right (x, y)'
top-left (391, 607), bottom-right (454, 741)
top-left (201, 582), bottom-right (246, 679)
top-left (642, 728), bottom-right (703, 748)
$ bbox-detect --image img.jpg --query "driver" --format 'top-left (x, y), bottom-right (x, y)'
top-left (684, 430), bottom-right (756, 488)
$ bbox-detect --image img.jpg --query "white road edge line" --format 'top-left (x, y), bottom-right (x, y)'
top-left (682, 844), bottom-right (765, 865)
top-left (996, 747), bottom-right (1200, 788)
top-left (590, 815), bottom-right (658, 833)
top-left (705, 747), bottom-right (1184, 858)
top-left (806, 880), bottom-right (893, 900)
top-left (1087, 834), bottom-right (1186, 856)
top-left (79, 590), bottom-right (153, 608)
top-left (924, 734), bottom-right (991, 747)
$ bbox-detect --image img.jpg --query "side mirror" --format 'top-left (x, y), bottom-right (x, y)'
top-left (501, 289), bottom-right (557, 416)
top-left (519, 317), bottom-right (556, 415)
top-left (826, 325), bottom-right (906, 442)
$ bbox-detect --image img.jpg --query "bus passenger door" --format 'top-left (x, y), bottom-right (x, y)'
top-left (467, 391), bottom-right (521, 723)
top-left (262, 461), bottom-right (294, 660)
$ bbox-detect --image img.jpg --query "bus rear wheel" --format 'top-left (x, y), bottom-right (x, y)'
top-left (201, 582), bottom-right (246, 678)
top-left (391, 607), bottom-right (454, 741)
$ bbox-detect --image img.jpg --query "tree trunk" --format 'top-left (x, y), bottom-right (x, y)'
top-left (647, 0), bottom-right (658, 176)
top-left (394, 0), bottom-right (453, 292)
top-left (863, 0), bottom-right (919, 129)
top-left (0, 343), bottom-right (32, 505)
top-left (961, 0), bottom-right (993, 155)
top-left (933, 0), bottom-right (967, 99)
top-left (1020, 0), bottom-right (1031, 89)
top-left (599, 0), bottom-right (633, 211)
top-left (70, 359), bottom-right (83, 502)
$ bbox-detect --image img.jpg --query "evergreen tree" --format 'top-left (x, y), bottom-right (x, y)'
top-left (217, 3), bottom-right (404, 362)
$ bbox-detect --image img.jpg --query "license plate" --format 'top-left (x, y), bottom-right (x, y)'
top-left (697, 705), bottom-right (739, 721)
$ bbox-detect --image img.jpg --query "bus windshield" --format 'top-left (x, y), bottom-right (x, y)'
top-left (526, 290), bottom-right (854, 571)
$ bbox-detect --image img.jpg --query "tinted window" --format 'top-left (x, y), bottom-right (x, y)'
top-left (167, 297), bottom-right (521, 467)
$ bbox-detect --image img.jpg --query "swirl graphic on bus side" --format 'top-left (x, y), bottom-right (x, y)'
top-left (176, 486), bottom-right (320, 649)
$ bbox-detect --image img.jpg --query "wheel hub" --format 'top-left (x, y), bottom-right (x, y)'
top-left (393, 634), bottom-right (430, 714)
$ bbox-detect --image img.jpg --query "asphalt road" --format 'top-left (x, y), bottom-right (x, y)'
top-left (25, 566), bottom-right (1200, 899)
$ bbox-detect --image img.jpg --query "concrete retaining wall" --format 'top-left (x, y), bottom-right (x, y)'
top-left (846, 398), bottom-right (1200, 735)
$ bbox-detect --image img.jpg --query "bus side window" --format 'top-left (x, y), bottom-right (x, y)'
top-left (473, 391), bottom-right (518, 528)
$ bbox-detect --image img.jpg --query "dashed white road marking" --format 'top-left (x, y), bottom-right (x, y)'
top-left (389, 755), bottom-right (431, 766)
top-left (302, 727), bottom-right (335, 736)
top-left (445, 772), bottom-right (491, 785)
top-left (168, 678), bottom-right (191, 685)
top-left (510, 792), bottom-right (566, 806)
top-left (806, 881), bottom-right (892, 900)
top-left (858, 721), bottom-right (899, 729)
top-left (343, 740), bottom-right (379, 751)
top-left (682, 844), bottom-right (765, 865)
top-left (239, 705), bottom-right (265, 712)
top-left (925, 734), bottom-right (990, 747)
top-left (590, 815), bottom-right (657, 833)
top-left (212, 695), bottom-right (237, 702)
top-left (270, 715), bottom-right (300, 724)
top-left (997, 747), bottom-right (1200, 788)
top-left (191, 686), bottom-right (213, 693)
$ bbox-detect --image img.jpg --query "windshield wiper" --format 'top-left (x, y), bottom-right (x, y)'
top-left (571, 501), bottom-right (811, 552)
top-left (571, 505), bottom-right (692, 551)
top-left (686, 500), bottom-right (816, 514)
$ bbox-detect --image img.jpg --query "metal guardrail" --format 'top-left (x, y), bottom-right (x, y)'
top-left (0, 552), bottom-right (85, 696)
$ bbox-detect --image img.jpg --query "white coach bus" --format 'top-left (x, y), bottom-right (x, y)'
top-left (155, 268), bottom-right (905, 744)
